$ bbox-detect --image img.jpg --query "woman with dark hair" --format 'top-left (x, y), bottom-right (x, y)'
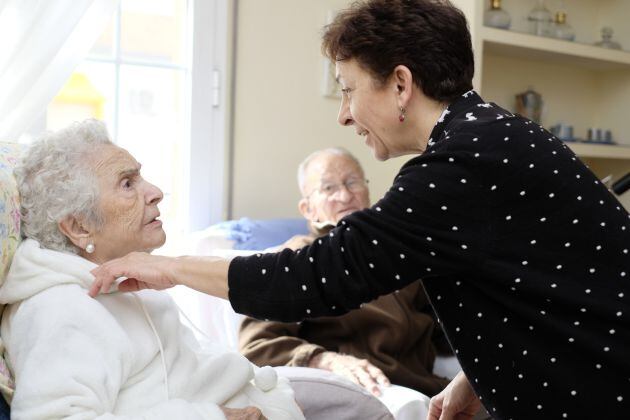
top-left (91, 1), bottom-right (629, 419)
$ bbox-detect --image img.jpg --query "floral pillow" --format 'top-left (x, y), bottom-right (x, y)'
top-left (0, 143), bottom-right (22, 282)
top-left (0, 141), bottom-right (23, 402)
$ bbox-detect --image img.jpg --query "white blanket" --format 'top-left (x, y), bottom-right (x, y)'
top-left (0, 239), bottom-right (303, 420)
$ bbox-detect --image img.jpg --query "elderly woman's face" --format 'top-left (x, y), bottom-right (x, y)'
top-left (336, 59), bottom-right (406, 161)
top-left (88, 145), bottom-right (165, 262)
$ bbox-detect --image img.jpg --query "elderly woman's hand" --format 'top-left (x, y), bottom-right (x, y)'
top-left (221, 406), bottom-right (267, 420)
top-left (308, 351), bottom-right (390, 396)
top-left (427, 371), bottom-right (481, 420)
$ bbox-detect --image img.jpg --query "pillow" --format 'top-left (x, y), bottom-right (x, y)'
top-left (213, 217), bottom-right (308, 250)
top-left (377, 383), bottom-right (430, 420)
top-left (275, 367), bottom-right (394, 420)
top-left (433, 355), bottom-right (461, 381)
top-left (0, 141), bottom-right (22, 406)
top-left (0, 142), bottom-right (22, 284)
top-left (186, 225), bottom-right (236, 255)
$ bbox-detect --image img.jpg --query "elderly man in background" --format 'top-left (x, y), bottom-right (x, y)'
top-left (239, 148), bottom-right (454, 399)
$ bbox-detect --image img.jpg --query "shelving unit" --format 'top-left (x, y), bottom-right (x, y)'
top-left (566, 143), bottom-right (630, 160)
top-left (480, 26), bottom-right (630, 70)
top-left (452, 0), bottom-right (630, 209)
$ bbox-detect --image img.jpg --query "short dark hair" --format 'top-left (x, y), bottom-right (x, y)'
top-left (322, 0), bottom-right (474, 103)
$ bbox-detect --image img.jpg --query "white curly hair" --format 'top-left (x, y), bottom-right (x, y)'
top-left (14, 119), bottom-right (113, 253)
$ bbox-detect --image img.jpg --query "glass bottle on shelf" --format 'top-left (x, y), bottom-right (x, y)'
top-left (594, 27), bottom-right (622, 50)
top-left (527, 0), bottom-right (552, 37)
top-left (483, 0), bottom-right (511, 30)
top-left (515, 87), bottom-right (543, 124)
top-left (550, 11), bottom-right (575, 41)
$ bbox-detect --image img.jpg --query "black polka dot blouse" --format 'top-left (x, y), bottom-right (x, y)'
top-left (229, 91), bottom-right (629, 419)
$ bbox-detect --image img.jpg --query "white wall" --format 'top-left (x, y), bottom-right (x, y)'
top-left (228, 0), bottom-right (630, 219)
top-left (229, 0), bottom-right (407, 219)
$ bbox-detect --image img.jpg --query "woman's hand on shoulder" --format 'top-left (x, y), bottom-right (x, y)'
top-left (89, 252), bottom-right (177, 297)
top-left (427, 370), bottom-right (481, 420)
top-left (221, 406), bottom-right (267, 420)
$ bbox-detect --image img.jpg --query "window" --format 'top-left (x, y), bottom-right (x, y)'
top-left (45, 0), bottom-right (230, 250)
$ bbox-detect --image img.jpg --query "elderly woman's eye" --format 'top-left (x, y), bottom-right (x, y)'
top-left (340, 88), bottom-right (352, 95)
top-left (121, 178), bottom-right (133, 189)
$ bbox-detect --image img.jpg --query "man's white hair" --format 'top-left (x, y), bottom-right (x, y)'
top-left (14, 119), bottom-right (113, 254)
top-left (297, 147), bottom-right (364, 195)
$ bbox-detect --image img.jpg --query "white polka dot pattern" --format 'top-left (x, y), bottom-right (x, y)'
top-left (229, 91), bottom-right (630, 419)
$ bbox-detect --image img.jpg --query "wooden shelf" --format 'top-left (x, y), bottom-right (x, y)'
top-left (481, 27), bottom-right (630, 70)
top-left (566, 143), bottom-right (630, 159)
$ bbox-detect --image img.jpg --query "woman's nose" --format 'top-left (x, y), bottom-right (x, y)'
top-left (337, 98), bottom-right (353, 126)
top-left (145, 181), bottom-right (163, 205)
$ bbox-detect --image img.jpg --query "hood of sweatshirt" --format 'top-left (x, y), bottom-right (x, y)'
top-left (0, 239), bottom-right (110, 304)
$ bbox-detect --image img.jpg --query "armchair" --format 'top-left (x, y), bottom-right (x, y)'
top-left (0, 142), bottom-right (24, 419)
top-left (0, 144), bottom-right (395, 419)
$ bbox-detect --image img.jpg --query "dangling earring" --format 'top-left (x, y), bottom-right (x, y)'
top-left (86, 243), bottom-right (95, 254)
top-left (399, 106), bottom-right (406, 122)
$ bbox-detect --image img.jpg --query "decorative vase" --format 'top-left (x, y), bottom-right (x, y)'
top-left (484, 0), bottom-right (511, 30)
top-left (515, 87), bottom-right (543, 124)
top-left (550, 11), bottom-right (575, 41)
top-left (594, 27), bottom-right (622, 50)
top-left (527, 0), bottom-right (552, 37)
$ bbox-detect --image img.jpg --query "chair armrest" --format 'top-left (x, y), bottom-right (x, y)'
top-left (274, 367), bottom-right (394, 420)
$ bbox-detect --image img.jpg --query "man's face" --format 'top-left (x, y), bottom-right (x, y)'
top-left (300, 153), bottom-right (370, 224)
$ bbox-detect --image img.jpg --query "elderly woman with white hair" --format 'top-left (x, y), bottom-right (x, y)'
top-left (0, 120), bottom-right (304, 420)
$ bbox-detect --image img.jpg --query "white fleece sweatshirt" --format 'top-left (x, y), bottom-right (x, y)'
top-left (0, 239), bottom-right (304, 420)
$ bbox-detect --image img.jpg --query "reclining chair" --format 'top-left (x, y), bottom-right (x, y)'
top-left (0, 142), bottom-right (24, 419)
top-left (0, 142), bottom-right (399, 419)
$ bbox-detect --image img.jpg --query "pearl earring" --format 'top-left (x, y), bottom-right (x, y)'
top-left (399, 106), bottom-right (406, 122)
top-left (86, 243), bottom-right (95, 254)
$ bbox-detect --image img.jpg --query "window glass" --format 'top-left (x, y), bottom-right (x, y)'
top-left (117, 64), bottom-right (186, 233)
top-left (45, 0), bottom-right (189, 241)
top-left (121, 0), bottom-right (187, 64)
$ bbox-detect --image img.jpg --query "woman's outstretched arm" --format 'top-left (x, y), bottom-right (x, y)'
top-left (90, 253), bottom-right (230, 299)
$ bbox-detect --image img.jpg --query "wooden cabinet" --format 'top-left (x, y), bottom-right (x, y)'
top-left (452, 0), bottom-right (630, 208)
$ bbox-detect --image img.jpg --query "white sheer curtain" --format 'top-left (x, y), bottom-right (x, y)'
top-left (0, 0), bottom-right (118, 141)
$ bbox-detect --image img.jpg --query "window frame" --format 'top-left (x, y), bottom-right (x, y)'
top-left (39, 0), bottom-right (233, 234)
top-left (186, 0), bottom-right (233, 232)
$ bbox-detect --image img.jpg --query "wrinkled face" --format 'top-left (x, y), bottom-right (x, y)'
top-left (336, 59), bottom-right (403, 161)
top-left (302, 153), bottom-right (370, 224)
top-left (88, 145), bottom-right (165, 262)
